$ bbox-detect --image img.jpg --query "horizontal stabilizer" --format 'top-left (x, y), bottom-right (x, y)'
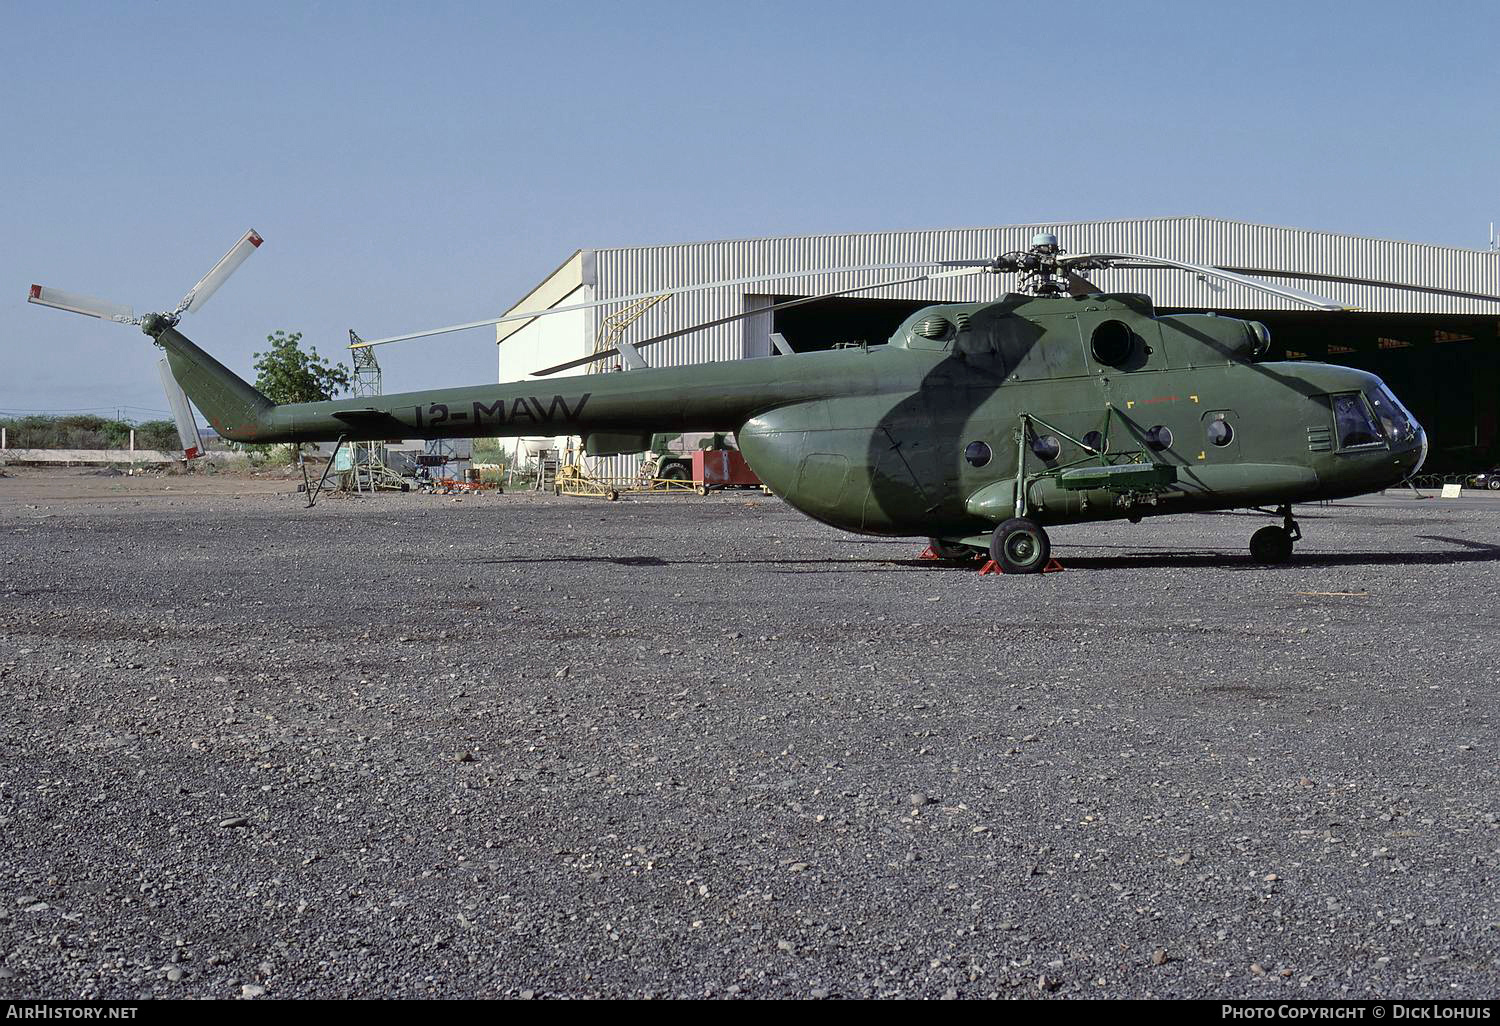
top-left (332, 408), bottom-right (412, 439)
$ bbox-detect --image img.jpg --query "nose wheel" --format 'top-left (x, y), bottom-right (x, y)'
top-left (1249, 504), bottom-right (1301, 564)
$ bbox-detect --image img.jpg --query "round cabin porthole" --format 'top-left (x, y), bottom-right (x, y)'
top-left (1090, 319), bottom-right (1135, 366)
top-left (1207, 419), bottom-right (1233, 447)
top-left (964, 441), bottom-right (992, 467)
top-left (1145, 425), bottom-right (1174, 451)
top-left (1082, 430), bottom-right (1108, 454)
top-left (1030, 434), bottom-right (1062, 461)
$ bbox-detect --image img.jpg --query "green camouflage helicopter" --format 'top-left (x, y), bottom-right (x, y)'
top-left (30, 231), bottom-right (1473, 573)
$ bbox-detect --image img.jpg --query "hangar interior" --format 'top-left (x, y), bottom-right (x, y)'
top-left (497, 219), bottom-right (1500, 474)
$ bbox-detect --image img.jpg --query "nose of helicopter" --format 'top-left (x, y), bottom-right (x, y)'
top-left (1382, 407), bottom-right (1428, 484)
top-left (1369, 380), bottom-right (1427, 483)
top-left (1405, 418), bottom-right (1429, 478)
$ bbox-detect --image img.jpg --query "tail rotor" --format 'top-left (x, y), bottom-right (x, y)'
top-left (27, 228), bottom-right (264, 330)
top-left (27, 230), bottom-right (266, 459)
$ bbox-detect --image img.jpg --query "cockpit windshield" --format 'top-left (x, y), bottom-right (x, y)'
top-left (1367, 386), bottom-right (1416, 443)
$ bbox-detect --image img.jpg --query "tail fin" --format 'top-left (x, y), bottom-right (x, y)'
top-left (144, 316), bottom-right (275, 442)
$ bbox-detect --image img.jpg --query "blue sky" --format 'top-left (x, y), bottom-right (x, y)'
top-left (3, 0), bottom-right (1497, 416)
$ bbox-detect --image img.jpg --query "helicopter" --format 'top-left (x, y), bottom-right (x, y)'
top-left (29, 230), bottom-right (1484, 574)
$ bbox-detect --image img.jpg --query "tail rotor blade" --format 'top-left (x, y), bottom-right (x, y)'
top-left (27, 284), bottom-right (137, 323)
top-left (157, 357), bottom-right (205, 459)
top-left (176, 229), bottom-right (263, 315)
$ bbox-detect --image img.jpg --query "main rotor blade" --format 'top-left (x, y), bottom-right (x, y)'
top-left (1064, 253), bottom-right (1352, 310)
top-left (27, 284), bottom-right (136, 323)
top-left (529, 267), bottom-right (987, 376)
top-left (352, 261), bottom-right (960, 349)
top-left (176, 229), bottom-right (263, 315)
top-left (1215, 266), bottom-right (1500, 304)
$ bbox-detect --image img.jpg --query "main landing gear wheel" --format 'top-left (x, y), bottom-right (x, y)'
top-left (1249, 525), bottom-right (1294, 564)
top-left (927, 538), bottom-right (974, 561)
top-left (1249, 504), bottom-right (1301, 564)
top-left (1489, 479), bottom-right (1500, 491)
top-left (989, 517), bottom-right (1051, 574)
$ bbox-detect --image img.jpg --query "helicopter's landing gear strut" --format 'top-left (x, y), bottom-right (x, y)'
top-left (1249, 503), bottom-right (1301, 564)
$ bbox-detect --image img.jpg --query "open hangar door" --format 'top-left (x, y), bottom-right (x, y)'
top-left (769, 295), bottom-right (929, 354)
top-left (1170, 310), bottom-right (1500, 474)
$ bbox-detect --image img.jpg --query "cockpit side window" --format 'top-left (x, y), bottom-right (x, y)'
top-left (1332, 392), bottom-right (1383, 449)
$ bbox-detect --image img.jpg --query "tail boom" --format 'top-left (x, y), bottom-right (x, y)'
top-left (145, 322), bottom-right (883, 450)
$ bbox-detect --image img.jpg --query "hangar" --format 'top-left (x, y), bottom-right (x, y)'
top-left (496, 217), bottom-right (1500, 475)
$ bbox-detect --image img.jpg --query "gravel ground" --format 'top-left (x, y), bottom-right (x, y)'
top-left (0, 478), bottom-right (1497, 1000)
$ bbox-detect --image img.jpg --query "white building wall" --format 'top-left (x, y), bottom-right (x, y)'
top-left (493, 251), bottom-right (596, 467)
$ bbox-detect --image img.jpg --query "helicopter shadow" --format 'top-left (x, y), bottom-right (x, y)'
top-left (1053, 537), bottom-right (1500, 571)
top-left (478, 554), bottom-right (934, 570)
top-left (476, 537), bottom-right (1500, 574)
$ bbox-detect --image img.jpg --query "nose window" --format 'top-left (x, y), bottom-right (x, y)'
top-left (1332, 393), bottom-right (1383, 449)
top-left (1368, 387), bottom-right (1414, 442)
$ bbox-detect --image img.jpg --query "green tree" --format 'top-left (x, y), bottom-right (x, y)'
top-left (134, 419), bottom-right (181, 449)
top-left (252, 330), bottom-right (351, 404)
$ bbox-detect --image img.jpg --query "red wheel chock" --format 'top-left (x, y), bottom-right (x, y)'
top-left (918, 544), bottom-right (942, 561)
top-left (978, 558), bottom-right (1065, 575)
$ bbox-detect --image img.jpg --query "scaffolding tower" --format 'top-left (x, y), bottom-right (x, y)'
top-left (342, 332), bottom-right (410, 492)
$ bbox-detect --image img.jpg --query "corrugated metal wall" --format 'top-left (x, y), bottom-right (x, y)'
top-left (575, 217), bottom-right (1500, 370)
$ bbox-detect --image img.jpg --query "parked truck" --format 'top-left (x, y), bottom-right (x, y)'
top-left (640, 432), bottom-right (766, 491)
